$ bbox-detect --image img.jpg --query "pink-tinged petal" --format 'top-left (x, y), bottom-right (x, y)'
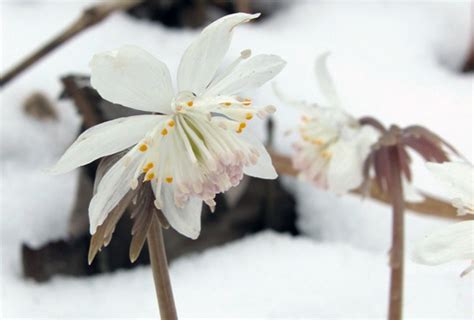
top-left (241, 130), bottom-right (277, 180)
top-left (160, 184), bottom-right (203, 239)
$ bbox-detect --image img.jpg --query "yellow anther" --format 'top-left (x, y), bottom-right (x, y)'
top-left (243, 99), bottom-right (252, 106)
top-left (161, 128), bottom-right (168, 136)
top-left (239, 122), bottom-right (247, 129)
top-left (187, 101), bottom-right (193, 107)
top-left (165, 176), bottom-right (173, 183)
top-left (245, 113), bottom-right (253, 120)
top-left (313, 139), bottom-right (324, 145)
top-left (143, 162), bottom-right (154, 173)
top-left (236, 128), bottom-right (243, 134)
top-left (168, 120), bottom-right (175, 127)
top-left (223, 102), bottom-right (232, 107)
top-left (145, 172), bottom-right (155, 181)
top-left (138, 144), bottom-right (148, 152)
top-left (321, 151), bottom-right (332, 159)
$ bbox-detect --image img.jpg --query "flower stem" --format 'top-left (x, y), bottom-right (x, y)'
top-left (388, 147), bottom-right (405, 320)
top-left (147, 216), bottom-right (178, 320)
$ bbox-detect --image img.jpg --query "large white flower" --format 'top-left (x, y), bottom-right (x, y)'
top-left (413, 162), bottom-right (474, 276)
top-left (50, 13), bottom-right (286, 239)
top-left (287, 53), bottom-right (379, 194)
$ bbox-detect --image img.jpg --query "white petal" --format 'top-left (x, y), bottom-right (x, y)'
top-left (204, 54), bottom-right (286, 96)
top-left (327, 140), bottom-right (364, 194)
top-left (177, 13), bottom-right (260, 95)
top-left (413, 220), bottom-right (474, 265)
top-left (314, 52), bottom-right (341, 108)
top-left (49, 115), bottom-right (163, 174)
top-left (241, 131), bottom-right (277, 180)
top-left (402, 176), bottom-right (425, 203)
top-left (161, 185), bottom-right (203, 239)
top-left (89, 151), bottom-right (142, 234)
top-left (90, 45), bottom-right (174, 113)
top-left (426, 162), bottom-right (474, 212)
top-left (327, 126), bottom-right (378, 194)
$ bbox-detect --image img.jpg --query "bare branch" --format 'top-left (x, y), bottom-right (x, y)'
top-left (0, 0), bottom-right (141, 87)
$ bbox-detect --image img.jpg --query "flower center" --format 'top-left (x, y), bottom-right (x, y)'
top-left (172, 91), bottom-right (196, 113)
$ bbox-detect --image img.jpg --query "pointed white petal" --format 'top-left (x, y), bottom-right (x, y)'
top-left (177, 13), bottom-right (260, 95)
top-left (205, 54), bottom-right (286, 96)
top-left (314, 52), bottom-right (341, 108)
top-left (413, 220), bottom-right (474, 265)
top-left (426, 162), bottom-right (474, 212)
top-left (89, 151), bottom-right (142, 234)
top-left (241, 131), bottom-right (277, 180)
top-left (161, 185), bottom-right (203, 239)
top-left (272, 82), bottom-right (316, 114)
top-left (90, 45), bottom-right (174, 113)
top-left (50, 115), bottom-right (163, 174)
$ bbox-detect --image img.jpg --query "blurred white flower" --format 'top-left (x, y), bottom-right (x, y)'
top-left (426, 162), bottom-right (473, 216)
top-left (50, 13), bottom-right (286, 239)
top-left (285, 53), bottom-right (379, 194)
top-left (413, 162), bottom-right (474, 276)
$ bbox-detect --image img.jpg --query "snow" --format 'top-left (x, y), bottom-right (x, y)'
top-left (1, 1), bottom-right (473, 318)
top-left (3, 231), bottom-right (472, 318)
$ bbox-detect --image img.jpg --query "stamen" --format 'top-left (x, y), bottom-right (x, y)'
top-left (313, 139), bottom-right (324, 145)
top-left (161, 128), bottom-right (168, 136)
top-left (265, 105), bottom-right (276, 114)
top-left (321, 151), bottom-right (332, 159)
top-left (187, 101), bottom-right (193, 107)
top-left (243, 99), bottom-right (252, 106)
top-left (145, 172), bottom-right (155, 181)
top-left (165, 176), bottom-right (173, 183)
top-left (245, 113), bottom-right (253, 120)
top-left (240, 49), bottom-right (251, 59)
top-left (168, 120), bottom-right (175, 127)
top-left (143, 162), bottom-right (154, 173)
top-left (138, 144), bottom-right (148, 152)
top-left (239, 122), bottom-right (247, 129)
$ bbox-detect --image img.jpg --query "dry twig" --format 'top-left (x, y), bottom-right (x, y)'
top-left (0, 0), bottom-right (141, 87)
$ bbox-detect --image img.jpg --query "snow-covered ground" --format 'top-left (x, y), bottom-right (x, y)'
top-left (1, 1), bottom-right (472, 318)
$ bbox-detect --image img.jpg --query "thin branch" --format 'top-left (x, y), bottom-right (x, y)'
top-left (0, 0), bottom-right (141, 87)
top-left (270, 152), bottom-right (466, 221)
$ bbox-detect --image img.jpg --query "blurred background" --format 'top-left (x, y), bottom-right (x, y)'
top-left (1, 0), bottom-right (473, 318)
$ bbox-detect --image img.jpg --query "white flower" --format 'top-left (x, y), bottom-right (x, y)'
top-left (413, 162), bottom-right (474, 276)
top-left (50, 13), bottom-right (286, 239)
top-left (287, 53), bottom-right (379, 194)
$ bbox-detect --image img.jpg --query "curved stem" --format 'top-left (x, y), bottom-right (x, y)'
top-left (388, 147), bottom-right (405, 320)
top-left (147, 216), bottom-right (178, 320)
